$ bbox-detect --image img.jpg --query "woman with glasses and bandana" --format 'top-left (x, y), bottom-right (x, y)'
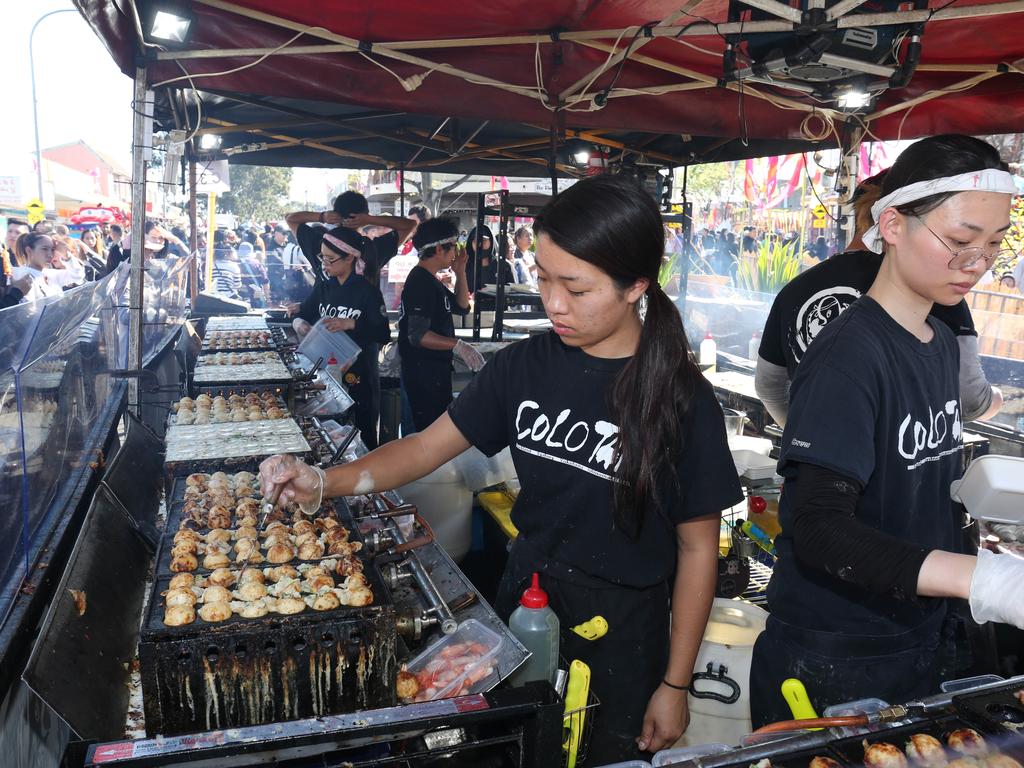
top-left (750, 134), bottom-right (1024, 728)
top-left (291, 227), bottom-right (391, 448)
top-left (755, 167), bottom-right (1001, 428)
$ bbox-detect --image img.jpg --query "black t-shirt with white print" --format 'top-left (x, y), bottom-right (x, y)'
top-left (398, 264), bottom-right (469, 365)
top-left (448, 332), bottom-right (744, 588)
top-left (759, 249), bottom-right (976, 377)
top-left (297, 272), bottom-right (391, 404)
top-left (769, 297), bottom-right (963, 636)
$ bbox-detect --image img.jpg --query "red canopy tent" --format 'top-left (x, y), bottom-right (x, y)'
top-left (74, 0), bottom-right (1024, 172)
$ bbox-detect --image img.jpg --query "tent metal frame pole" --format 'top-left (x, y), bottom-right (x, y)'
top-left (493, 189), bottom-right (510, 342)
top-left (866, 67), bottom-right (1009, 121)
top-left (153, 0), bottom-right (1024, 64)
top-left (472, 194), bottom-right (485, 342)
top-left (192, 0), bottom-right (541, 101)
top-left (127, 66), bottom-right (149, 419)
top-left (398, 165), bottom-right (406, 216)
top-left (188, 158), bottom-right (199, 302)
top-left (557, 0), bottom-right (702, 101)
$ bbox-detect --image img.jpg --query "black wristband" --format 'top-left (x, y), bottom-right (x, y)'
top-left (662, 679), bottom-right (690, 691)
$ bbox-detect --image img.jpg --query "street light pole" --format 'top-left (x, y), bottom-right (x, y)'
top-left (30, 9), bottom-right (76, 202)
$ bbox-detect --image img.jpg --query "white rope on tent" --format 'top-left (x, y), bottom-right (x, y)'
top-left (192, 0), bottom-right (547, 103)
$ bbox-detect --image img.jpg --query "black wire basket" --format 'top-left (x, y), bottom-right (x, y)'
top-left (561, 685), bottom-right (600, 768)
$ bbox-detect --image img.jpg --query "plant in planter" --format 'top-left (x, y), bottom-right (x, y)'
top-left (735, 238), bottom-right (802, 294)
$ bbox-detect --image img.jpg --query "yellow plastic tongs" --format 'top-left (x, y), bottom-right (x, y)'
top-left (562, 659), bottom-right (591, 768)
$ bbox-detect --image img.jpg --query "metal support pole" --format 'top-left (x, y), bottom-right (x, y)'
top-left (398, 164), bottom-right (406, 216)
top-left (30, 9), bottom-right (76, 202)
top-left (471, 194), bottom-right (485, 342)
top-left (493, 190), bottom-right (509, 342)
top-left (128, 67), bottom-right (150, 418)
top-left (188, 159), bottom-right (199, 302)
top-left (548, 125), bottom-right (560, 197)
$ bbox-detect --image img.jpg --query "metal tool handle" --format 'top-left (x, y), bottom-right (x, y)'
top-left (364, 497), bottom-right (457, 634)
top-left (380, 513), bottom-right (434, 555)
top-left (328, 423), bottom-right (360, 466)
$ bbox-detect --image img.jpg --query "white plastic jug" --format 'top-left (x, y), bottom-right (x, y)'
top-left (678, 598), bottom-right (768, 748)
top-left (396, 460), bottom-right (473, 562)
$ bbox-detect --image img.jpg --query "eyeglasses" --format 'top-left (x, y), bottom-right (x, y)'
top-left (322, 252), bottom-right (355, 265)
top-left (915, 216), bottom-right (1014, 271)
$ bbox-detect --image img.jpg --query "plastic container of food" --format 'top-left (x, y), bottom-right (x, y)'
top-left (296, 319), bottom-right (361, 372)
top-left (652, 743), bottom-right (729, 767)
top-left (950, 455), bottom-right (1024, 523)
top-left (404, 619), bottom-right (504, 702)
top-left (731, 449), bottom-right (778, 481)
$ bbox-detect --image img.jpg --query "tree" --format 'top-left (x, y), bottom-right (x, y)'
top-left (218, 165), bottom-right (294, 222)
top-left (679, 162), bottom-right (733, 207)
top-left (404, 172), bottom-right (474, 216)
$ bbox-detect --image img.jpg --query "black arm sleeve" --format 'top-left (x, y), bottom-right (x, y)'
top-left (788, 462), bottom-right (931, 601)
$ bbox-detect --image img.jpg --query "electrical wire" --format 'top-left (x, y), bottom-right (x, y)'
top-left (172, 62), bottom-right (204, 143)
top-left (151, 27), bottom-right (326, 88)
top-left (803, 152), bottom-right (844, 225)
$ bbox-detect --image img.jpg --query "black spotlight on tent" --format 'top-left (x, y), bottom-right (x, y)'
top-left (721, 0), bottom-right (927, 111)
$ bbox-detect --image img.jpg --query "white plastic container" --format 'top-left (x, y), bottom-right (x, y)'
top-left (452, 446), bottom-right (517, 491)
top-left (730, 449), bottom-right (778, 481)
top-left (699, 333), bottom-right (717, 373)
top-left (677, 598), bottom-right (768, 748)
top-left (653, 743), bottom-right (729, 767)
top-left (950, 455), bottom-right (1024, 523)
top-left (296, 319), bottom-right (361, 371)
top-left (404, 619), bottom-right (503, 701)
top-left (397, 460), bottom-right (473, 562)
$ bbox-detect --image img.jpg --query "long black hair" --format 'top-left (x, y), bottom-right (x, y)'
top-left (882, 134), bottom-right (1007, 219)
top-left (533, 174), bottom-right (702, 536)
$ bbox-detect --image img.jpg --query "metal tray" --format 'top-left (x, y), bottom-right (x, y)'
top-left (139, 590), bottom-right (397, 735)
top-left (163, 473), bottom-right (335, 532)
top-left (164, 418), bottom-right (311, 464)
top-left (954, 680), bottom-right (1024, 737)
top-left (204, 315), bottom-right (270, 333)
top-left (142, 555), bottom-right (391, 638)
top-left (201, 330), bottom-right (278, 352)
top-left (165, 393), bottom-right (290, 427)
top-left (829, 715), bottom-right (1010, 766)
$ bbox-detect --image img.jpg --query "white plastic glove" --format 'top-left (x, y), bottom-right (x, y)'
top-left (454, 340), bottom-right (486, 372)
top-left (259, 454), bottom-right (321, 508)
top-left (969, 548), bottom-right (1024, 628)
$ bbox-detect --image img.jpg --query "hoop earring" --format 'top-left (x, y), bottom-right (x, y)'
top-left (638, 293), bottom-right (649, 323)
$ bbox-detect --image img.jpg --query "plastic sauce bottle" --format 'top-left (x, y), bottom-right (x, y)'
top-left (699, 332), bottom-right (717, 373)
top-left (508, 573), bottom-right (560, 687)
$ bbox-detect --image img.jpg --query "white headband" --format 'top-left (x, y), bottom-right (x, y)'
top-left (322, 232), bottom-right (361, 258)
top-left (419, 236), bottom-right (457, 252)
top-left (862, 168), bottom-right (1017, 254)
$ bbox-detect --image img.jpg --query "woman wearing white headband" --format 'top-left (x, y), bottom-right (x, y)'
top-left (750, 134), bottom-right (1024, 726)
top-left (396, 217), bottom-right (483, 431)
top-left (290, 226), bottom-right (391, 448)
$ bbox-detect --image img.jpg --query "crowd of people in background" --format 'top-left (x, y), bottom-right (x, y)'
top-left (677, 218), bottom-right (1024, 291)
top-left (3, 193), bottom-right (1021, 313)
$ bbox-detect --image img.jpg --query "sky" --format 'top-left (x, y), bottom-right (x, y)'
top-left (0, 1), bottom-right (134, 180)
top-left (0, 1), bottom-right (345, 207)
